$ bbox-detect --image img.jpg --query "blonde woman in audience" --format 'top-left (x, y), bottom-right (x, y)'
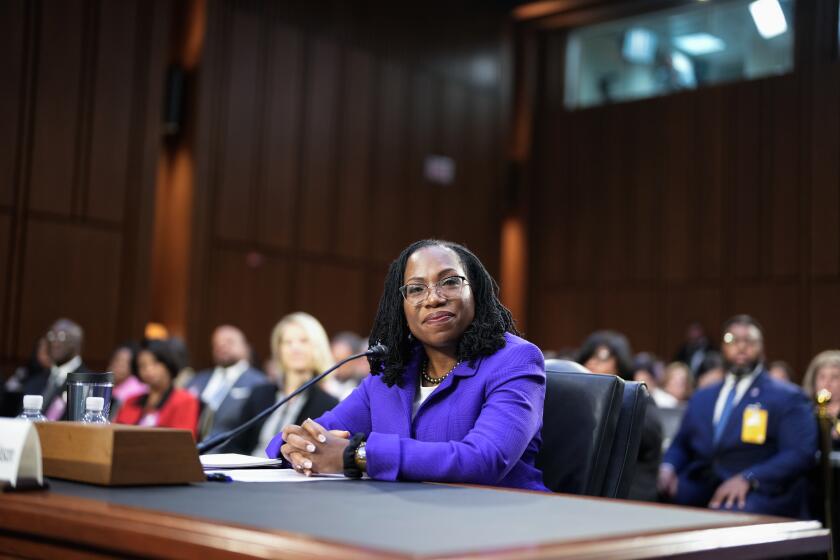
top-left (662, 361), bottom-right (693, 404)
top-left (226, 312), bottom-right (339, 455)
top-left (802, 350), bottom-right (840, 445)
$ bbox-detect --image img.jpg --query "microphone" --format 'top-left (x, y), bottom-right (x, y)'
top-left (197, 343), bottom-right (388, 454)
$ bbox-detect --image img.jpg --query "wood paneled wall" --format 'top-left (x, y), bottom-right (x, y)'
top-left (185, 1), bottom-right (509, 365)
top-left (525, 19), bottom-right (840, 375)
top-left (0, 0), bottom-right (170, 373)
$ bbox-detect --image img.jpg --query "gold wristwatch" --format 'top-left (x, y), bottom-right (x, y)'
top-left (354, 441), bottom-right (367, 473)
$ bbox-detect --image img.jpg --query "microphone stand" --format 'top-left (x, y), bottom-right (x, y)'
top-left (197, 345), bottom-right (386, 454)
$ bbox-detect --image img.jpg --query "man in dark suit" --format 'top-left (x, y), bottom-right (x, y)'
top-left (7, 319), bottom-right (88, 419)
top-left (658, 315), bottom-right (817, 517)
top-left (187, 325), bottom-right (268, 446)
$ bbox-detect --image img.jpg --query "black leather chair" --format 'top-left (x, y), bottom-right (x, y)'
top-left (601, 380), bottom-right (650, 499)
top-left (538, 359), bottom-right (624, 495)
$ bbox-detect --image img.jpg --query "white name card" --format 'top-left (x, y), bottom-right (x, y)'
top-left (0, 418), bottom-right (43, 489)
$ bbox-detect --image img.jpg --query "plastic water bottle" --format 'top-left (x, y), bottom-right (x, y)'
top-left (17, 394), bottom-right (47, 422)
top-left (81, 396), bottom-right (109, 424)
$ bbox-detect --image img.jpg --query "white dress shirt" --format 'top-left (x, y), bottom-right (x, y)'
top-left (713, 365), bottom-right (762, 424)
top-left (201, 359), bottom-right (249, 410)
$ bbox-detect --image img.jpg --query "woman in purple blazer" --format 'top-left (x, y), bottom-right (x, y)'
top-left (267, 239), bottom-right (548, 491)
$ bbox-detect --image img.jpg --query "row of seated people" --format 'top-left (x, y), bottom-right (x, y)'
top-left (2, 307), bottom-right (837, 518)
top-left (2, 315), bottom-right (369, 454)
top-left (571, 318), bottom-right (838, 519)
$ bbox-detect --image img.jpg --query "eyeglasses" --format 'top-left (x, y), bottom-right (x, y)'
top-left (723, 332), bottom-right (761, 347)
top-left (46, 330), bottom-right (68, 342)
top-left (399, 275), bottom-right (468, 305)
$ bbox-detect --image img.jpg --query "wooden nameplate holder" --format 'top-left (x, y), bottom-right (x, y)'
top-left (34, 422), bottom-right (205, 486)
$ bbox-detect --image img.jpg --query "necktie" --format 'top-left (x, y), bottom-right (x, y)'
top-left (714, 386), bottom-right (737, 445)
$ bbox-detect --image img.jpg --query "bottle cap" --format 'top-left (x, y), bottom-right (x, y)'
top-left (86, 396), bottom-right (104, 412)
top-left (23, 394), bottom-right (43, 410)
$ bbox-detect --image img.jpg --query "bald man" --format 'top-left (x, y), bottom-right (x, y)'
top-left (15, 318), bottom-right (88, 419)
top-left (186, 325), bottom-right (269, 445)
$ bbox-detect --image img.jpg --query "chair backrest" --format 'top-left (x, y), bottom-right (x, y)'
top-left (601, 380), bottom-right (649, 499)
top-left (537, 360), bottom-right (624, 495)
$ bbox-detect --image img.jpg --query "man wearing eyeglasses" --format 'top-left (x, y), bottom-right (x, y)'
top-left (11, 318), bottom-right (88, 419)
top-left (657, 315), bottom-right (817, 517)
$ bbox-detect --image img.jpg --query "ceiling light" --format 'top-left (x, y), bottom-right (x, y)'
top-left (674, 33), bottom-right (726, 55)
top-left (749, 0), bottom-right (788, 39)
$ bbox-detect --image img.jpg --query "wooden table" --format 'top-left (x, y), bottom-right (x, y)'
top-left (0, 478), bottom-right (830, 559)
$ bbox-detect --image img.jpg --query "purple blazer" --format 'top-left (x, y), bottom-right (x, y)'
top-left (267, 332), bottom-right (548, 491)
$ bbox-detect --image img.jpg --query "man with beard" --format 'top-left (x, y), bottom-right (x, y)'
top-left (657, 315), bottom-right (817, 517)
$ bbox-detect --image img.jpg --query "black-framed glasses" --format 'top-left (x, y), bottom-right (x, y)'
top-left (399, 275), bottom-right (468, 305)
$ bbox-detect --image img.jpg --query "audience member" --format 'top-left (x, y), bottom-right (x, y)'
top-left (801, 350), bottom-right (840, 445)
top-left (108, 342), bottom-right (146, 418)
top-left (673, 321), bottom-right (714, 377)
top-left (324, 331), bottom-right (369, 400)
top-left (662, 362), bottom-right (693, 404)
top-left (31, 319), bottom-right (88, 420)
top-left (695, 351), bottom-right (725, 389)
top-left (578, 330), bottom-right (663, 501)
top-left (226, 312), bottom-right (338, 456)
top-left (634, 353), bottom-right (680, 408)
top-left (1, 337), bottom-right (51, 416)
top-left (658, 315), bottom-right (817, 517)
top-left (769, 360), bottom-right (795, 384)
top-left (116, 339), bottom-right (200, 437)
top-left (187, 325), bottom-right (267, 441)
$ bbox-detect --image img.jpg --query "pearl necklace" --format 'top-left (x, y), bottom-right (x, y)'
top-left (421, 359), bottom-right (460, 385)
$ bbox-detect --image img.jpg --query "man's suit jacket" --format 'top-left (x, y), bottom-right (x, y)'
top-left (664, 371), bottom-right (817, 512)
top-left (267, 332), bottom-right (548, 491)
top-left (10, 359), bottom-right (88, 418)
top-left (187, 366), bottom-right (268, 438)
top-left (224, 384), bottom-right (339, 455)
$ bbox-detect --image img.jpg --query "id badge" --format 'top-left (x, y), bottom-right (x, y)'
top-left (741, 404), bottom-right (768, 445)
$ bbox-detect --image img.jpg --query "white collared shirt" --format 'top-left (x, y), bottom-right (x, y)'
top-left (50, 355), bottom-right (82, 388)
top-left (713, 365), bottom-right (762, 424)
top-left (201, 359), bottom-right (249, 410)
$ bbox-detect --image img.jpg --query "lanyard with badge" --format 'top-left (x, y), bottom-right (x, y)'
top-left (742, 403), bottom-right (768, 445)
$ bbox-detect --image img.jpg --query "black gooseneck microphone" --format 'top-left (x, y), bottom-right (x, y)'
top-left (197, 343), bottom-right (388, 454)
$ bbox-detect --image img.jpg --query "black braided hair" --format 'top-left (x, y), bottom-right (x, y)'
top-left (367, 239), bottom-right (519, 387)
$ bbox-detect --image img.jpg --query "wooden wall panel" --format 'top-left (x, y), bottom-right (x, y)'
top-left (371, 62), bottom-right (408, 262)
top-left (693, 88), bottom-right (723, 281)
top-left (215, 3), bottom-right (261, 242)
top-left (189, 0), bottom-right (508, 366)
top-left (0, 214), bottom-right (10, 350)
top-left (404, 72), bottom-right (436, 249)
top-left (28, 1), bottom-right (85, 216)
top-left (661, 96), bottom-right (693, 283)
top-left (810, 65), bottom-right (840, 278)
top-left (259, 22), bottom-right (302, 250)
top-left (299, 37), bottom-right (340, 254)
top-left (85, 0), bottom-right (138, 223)
top-left (437, 82), bottom-right (467, 242)
top-left (0, 0), bottom-right (170, 376)
top-left (465, 93), bottom-right (501, 270)
top-left (334, 48), bottom-right (374, 260)
top-left (205, 248), bottom-right (291, 362)
top-left (730, 83), bottom-right (763, 281)
top-left (294, 262), bottom-right (368, 336)
top-left (811, 283), bottom-right (840, 355)
top-left (0, 0), bottom-right (25, 209)
top-left (17, 221), bottom-right (122, 365)
top-left (768, 77), bottom-right (799, 279)
top-left (527, 25), bottom-right (840, 373)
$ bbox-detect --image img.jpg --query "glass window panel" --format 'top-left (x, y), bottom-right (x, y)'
top-left (564, 0), bottom-right (796, 109)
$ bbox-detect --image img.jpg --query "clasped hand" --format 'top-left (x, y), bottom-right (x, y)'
top-left (280, 419), bottom-right (350, 476)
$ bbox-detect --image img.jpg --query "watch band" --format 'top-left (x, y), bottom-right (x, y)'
top-left (342, 433), bottom-right (366, 479)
